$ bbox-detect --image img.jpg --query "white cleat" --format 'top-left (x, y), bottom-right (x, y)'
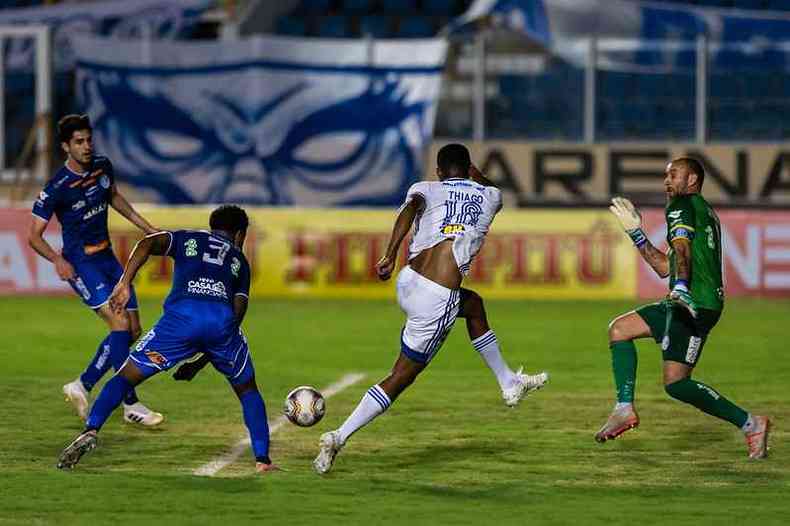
top-left (123, 402), bottom-right (164, 427)
top-left (502, 368), bottom-right (549, 407)
top-left (313, 431), bottom-right (343, 474)
top-left (63, 378), bottom-right (91, 421)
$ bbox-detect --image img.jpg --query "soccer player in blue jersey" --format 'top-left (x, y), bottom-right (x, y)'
top-left (57, 205), bottom-right (277, 473)
top-left (29, 114), bottom-right (163, 426)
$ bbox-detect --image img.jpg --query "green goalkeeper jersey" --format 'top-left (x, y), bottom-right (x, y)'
top-left (665, 193), bottom-right (724, 311)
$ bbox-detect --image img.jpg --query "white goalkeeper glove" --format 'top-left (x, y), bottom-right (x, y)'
top-left (609, 197), bottom-right (647, 248)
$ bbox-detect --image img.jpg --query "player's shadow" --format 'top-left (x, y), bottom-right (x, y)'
top-left (387, 438), bottom-right (518, 470)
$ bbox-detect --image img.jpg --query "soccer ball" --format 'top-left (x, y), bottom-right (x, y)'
top-left (284, 386), bottom-right (325, 427)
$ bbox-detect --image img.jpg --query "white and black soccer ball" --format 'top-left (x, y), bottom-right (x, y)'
top-left (284, 386), bottom-right (326, 427)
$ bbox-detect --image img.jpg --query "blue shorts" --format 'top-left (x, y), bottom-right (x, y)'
top-left (128, 301), bottom-right (254, 386)
top-left (68, 249), bottom-right (139, 310)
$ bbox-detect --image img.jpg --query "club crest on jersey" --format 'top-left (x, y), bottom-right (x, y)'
top-left (100, 174), bottom-right (110, 189)
top-left (231, 257), bottom-right (241, 277)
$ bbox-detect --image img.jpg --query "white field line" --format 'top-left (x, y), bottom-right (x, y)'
top-left (193, 372), bottom-right (366, 477)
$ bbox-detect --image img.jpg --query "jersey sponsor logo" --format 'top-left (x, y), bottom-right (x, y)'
top-left (145, 351), bottom-right (168, 366)
top-left (686, 336), bottom-right (702, 364)
top-left (187, 277), bottom-right (228, 299)
top-left (135, 329), bottom-right (156, 352)
top-left (82, 203), bottom-right (107, 220)
top-left (231, 257), bottom-right (241, 277)
top-left (95, 344), bottom-right (111, 370)
top-left (35, 190), bottom-right (49, 207)
top-left (695, 380), bottom-right (720, 400)
top-left (667, 210), bottom-right (682, 220)
top-left (73, 277), bottom-right (91, 300)
top-left (441, 224), bottom-right (466, 235)
top-left (72, 200), bottom-right (86, 211)
top-left (185, 238), bottom-right (198, 257)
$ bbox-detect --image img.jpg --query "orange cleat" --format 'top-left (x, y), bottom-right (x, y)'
top-left (595, 407), bottom-right (640, 443)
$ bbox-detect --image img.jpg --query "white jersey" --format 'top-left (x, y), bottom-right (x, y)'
top-left (403, 178), bottom-right (502, 275)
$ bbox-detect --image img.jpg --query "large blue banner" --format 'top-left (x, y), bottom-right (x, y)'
top-left (73, 35), bottom-right (447, 206)
top-left (1, 0), bottom-right (212, 72)
top-left (456, 0), bottom-right (790, 71)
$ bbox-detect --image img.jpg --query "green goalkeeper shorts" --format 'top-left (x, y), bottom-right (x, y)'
top-left (635, 301), bottom-right (722, 367)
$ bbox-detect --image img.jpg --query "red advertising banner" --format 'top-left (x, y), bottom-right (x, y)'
top-left (0, 209), bottom-right (71, 295)
top-left (638, 209), bottom-right (790, 299)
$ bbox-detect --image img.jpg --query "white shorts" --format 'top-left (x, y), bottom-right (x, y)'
top-left (396, 265), bottom-right (460, 364)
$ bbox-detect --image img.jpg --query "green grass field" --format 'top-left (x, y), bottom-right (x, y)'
top-left (1, 296), bottom-right (788, 525)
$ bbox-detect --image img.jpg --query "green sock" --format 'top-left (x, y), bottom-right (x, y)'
top-left (664, 378), bottom-right (748, 428)
top-left (610, 341), bottom-right (637, 403)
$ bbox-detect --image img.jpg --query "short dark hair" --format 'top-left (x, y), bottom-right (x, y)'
top-left (437, 143), bottom-right (471, 178)
top-left (675, 157), bottom-right (705, 189)
top-left (210, 205), bottom-right (249, 235)
top-left (57, 114), bottom-right (92, 144)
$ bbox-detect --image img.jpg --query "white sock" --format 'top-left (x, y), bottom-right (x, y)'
top-left (614, 402), bottom-right (634, 412)
top-left (336, 385), bottom-right (392, 444)
top-left (472, 330), bottom-right (517, 390)
top-left (741, 413), bottom-right (756, 434)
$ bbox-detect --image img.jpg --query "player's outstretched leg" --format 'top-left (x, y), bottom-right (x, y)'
top-left (314, 354), bottom-right (422, 474)
top-left (57, 430), bottom-right (98, 470)
top-left (57, 361), bottom-right (144, 470)
top-left (230, 375), bottom-right (278, 473)
top-left (595, 312), bottom-right (649, 443)
top-left (663, 362), bottom-right (771, 459)
top-left (459, 289), bottom-right (548, 407)
top-left (94, 308), bottom-right (163, 427)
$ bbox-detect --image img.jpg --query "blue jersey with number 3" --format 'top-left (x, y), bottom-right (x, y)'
top-left (163, 230), bottom-right (250, 313)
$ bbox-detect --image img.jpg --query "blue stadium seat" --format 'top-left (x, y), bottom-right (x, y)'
top-left (317, 16), bottom-right (349, 38)
top-left (360, 16), bottom-right (393, 38)
top-left (276, 16), bottom-right (308, 36)
top-left (735, 0), bottom-right (768, 10)
top-left (342, 0), bottom-right (375, 14)
top-left (382, 0), bottom-right (418, 13)
top-left (767, 0), bottom-right (790, 10)
top-left (422, 0), bottom-right (458, 16)
top-left (301, 0), bottom-right (333, 13)
top-left (397, 17), bottom-right (434, 38)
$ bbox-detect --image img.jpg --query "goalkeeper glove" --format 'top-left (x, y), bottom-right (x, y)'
top-left (670, 279), bottom-right (698, 319)
top-left (609, 197), bottom-right (647, 248)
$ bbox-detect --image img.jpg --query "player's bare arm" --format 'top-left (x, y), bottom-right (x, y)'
top-left (109, 231), bottom-right (171, 312)
top-left (609, 196), bottom-right (669, 278)
top-left (671, 238), bottom-right (692, 281)
top-left (28, 217), bottom-right (75, 280)
top-left (668, 237), bottom-right (697, 317)
top-left (110, 184), bottom-right (159, 235)
top-left (376, 195), bottom-right (425, 281)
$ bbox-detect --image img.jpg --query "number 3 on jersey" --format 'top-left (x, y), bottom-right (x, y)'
top-left (203, 238), bottom-right (230, 266)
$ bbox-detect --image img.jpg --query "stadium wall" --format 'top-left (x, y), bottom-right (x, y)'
top-left (428, 142), bottom-right (790, 207)
top-left (2, 207), bottom-right (789, 299)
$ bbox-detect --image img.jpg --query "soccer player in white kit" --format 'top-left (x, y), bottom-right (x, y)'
top-left (314, 144), bottom-right (549, 474)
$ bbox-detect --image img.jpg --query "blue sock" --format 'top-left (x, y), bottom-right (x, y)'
top-left (80, 335), bottom-right (112, 391)
top-left (240, 390), bottom-right (271, 463)
top-left (107, 331), bottom-right (139, 405)
top-left (86, 375), bottom-right (133, 431)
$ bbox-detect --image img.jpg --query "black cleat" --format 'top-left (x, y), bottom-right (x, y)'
top-left (57, 431), bottom-right (97, 470)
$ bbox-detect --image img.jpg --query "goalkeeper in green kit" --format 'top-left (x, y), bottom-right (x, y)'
top-left (596, 157), bottom-right (770, 459)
